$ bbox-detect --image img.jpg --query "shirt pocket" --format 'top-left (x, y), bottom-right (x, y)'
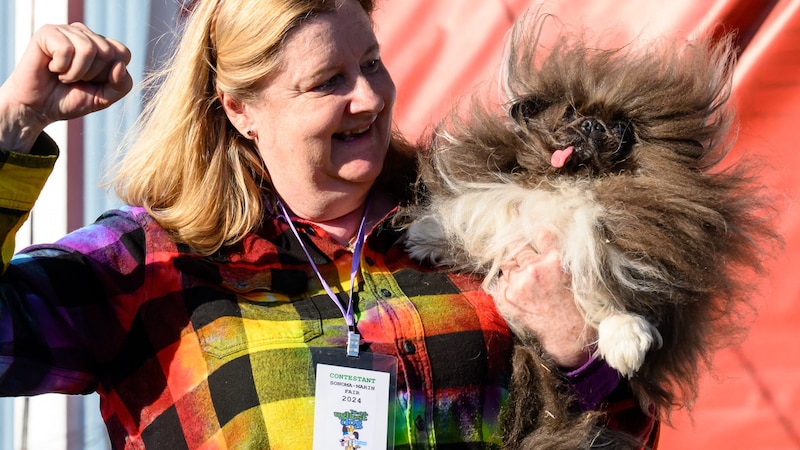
top-left (196, 295), bottom-right (323, 360)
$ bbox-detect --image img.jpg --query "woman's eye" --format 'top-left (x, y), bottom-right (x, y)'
top-left (363, 58), bottom-right (382, 73)
top-left (312, 75), bottom-right (342, 92)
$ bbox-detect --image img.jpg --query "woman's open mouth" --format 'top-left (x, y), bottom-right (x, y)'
top-left (334, 125), bottom-right (371, 142)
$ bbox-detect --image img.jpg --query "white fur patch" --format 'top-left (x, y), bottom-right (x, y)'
top-left (406, 177), bottom-right (667, 377)
top-left (597, 313), bottom-right (663, 377)
top-left (405, 215), bottom-right (451, 265)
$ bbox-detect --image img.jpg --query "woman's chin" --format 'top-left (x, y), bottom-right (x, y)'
top-left (334, 160), bottom-right (386, 185)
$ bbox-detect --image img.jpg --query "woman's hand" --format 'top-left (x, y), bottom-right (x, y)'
top-left (0, 23), bottom-right (132, 153)
top-left (493, 231), bottom-right (596, 369)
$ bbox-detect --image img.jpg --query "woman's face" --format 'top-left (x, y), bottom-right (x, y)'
top-left (232, 0), bottom-right (395, 218)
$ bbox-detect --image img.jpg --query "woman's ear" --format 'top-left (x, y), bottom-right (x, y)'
top-left (219, 91), bottom-right (255, 139)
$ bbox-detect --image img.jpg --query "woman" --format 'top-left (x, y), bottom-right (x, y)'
top-left (0, 0), bottom-right (655, 448)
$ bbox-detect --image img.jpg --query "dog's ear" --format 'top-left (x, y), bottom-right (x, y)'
top-left (508, 96), bottom-right (549, 122)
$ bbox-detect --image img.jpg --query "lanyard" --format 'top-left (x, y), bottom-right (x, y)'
top-left (277, 198), bottom-right (369, 357)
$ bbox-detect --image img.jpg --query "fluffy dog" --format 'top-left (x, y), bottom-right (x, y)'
top-left (403, 15), bottom-right (778, 449)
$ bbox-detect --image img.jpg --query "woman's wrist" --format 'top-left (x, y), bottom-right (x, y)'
top-left (540, 328), bottom-right (597, 370)
top-left (0, 89), bottom-right (47, 154)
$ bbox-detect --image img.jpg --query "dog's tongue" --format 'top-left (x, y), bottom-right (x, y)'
top-left (551, 146), bottom-right (574, 168)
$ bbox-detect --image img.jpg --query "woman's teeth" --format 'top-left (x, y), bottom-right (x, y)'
top-left (336, 126), bottom-right (370, 141)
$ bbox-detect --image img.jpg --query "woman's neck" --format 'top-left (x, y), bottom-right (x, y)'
top-left (280, 189), bottom-right (394, 247)
top-left (313, 203), bottom-right (368, 246)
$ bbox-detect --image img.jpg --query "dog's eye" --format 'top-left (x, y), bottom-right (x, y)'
top-left (509, 97), bottom-right (548, 120)
top-left (561, 107), bottom-right (576, 123)
top-left (612, 120), bottom-right (636, 152)
top-left (611, 121), bottom-right (633, 139)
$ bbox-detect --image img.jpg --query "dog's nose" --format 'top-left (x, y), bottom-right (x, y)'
top-left (581, 118), bottom-right (605, 135)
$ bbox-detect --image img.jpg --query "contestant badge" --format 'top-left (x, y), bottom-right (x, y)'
top-left (312, 349), bottom-right (397, 450)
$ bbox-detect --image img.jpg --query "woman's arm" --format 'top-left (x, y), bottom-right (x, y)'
top-left (493, 230), bottom-right (658, 446)
top-left (0, 22), bottom-right (131, 153)
top-left (0, 23), bottom-right (134, 394)
top-left (0, 203), bottom-right (149, 396)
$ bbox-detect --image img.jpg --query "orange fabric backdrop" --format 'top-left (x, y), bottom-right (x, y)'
top-left (373, 1), bottom-right (800, 448)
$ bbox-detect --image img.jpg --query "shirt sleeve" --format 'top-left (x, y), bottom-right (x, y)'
top-left (0, 134), bottom-right (150, 395)
top-left (565, 355), bottom-right (621, 410)
top-left (0, 207), bottom-right (151, 396)
top-left (565, 357), bottom-right (659, 447)
top-left (0, 132), bottom-right (59, 269)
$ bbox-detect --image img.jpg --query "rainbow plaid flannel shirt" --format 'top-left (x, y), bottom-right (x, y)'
top-left (0, 134), bottom-right (655, 449)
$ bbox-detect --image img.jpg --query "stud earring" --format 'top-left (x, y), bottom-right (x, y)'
top-left (245, 129), bottom-right (255, 137)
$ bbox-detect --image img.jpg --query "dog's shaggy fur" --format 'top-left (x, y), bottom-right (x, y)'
top-left (403, 15), bottom-right (779, 449)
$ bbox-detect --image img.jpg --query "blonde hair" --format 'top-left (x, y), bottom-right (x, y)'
top-left (110, 0), bottom-right (378, 255)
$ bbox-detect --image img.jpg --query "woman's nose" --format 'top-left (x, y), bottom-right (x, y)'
top-left (349, 76), bottom-right (386, 115)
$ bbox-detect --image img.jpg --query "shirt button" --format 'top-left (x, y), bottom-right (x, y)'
top-left (304, 226), bottom-right (316, 236)
top-left (403, 340), bottom-right (416, 354)
top-left (364, 256), bottom-right (375, 266)
top-left (414, 415), bottom-right (426, 431)
top-left (380, 288), bottom-right (392, 298)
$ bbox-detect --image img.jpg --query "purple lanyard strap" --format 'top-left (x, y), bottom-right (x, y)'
top-left (277, 198), bottom-right (369, 357)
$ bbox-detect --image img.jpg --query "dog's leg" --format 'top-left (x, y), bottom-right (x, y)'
top-left (597, 313), bottom-right (662, 377)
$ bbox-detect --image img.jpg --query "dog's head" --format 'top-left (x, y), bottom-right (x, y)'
top-left (508, 94), bottom-right (637, 175)
top-left (419, 19), bottom-right (738, 199)
top-left (493, 16), bottom-right (738, 186)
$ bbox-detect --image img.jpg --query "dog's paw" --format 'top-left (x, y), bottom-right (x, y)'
top-left (405, 216), bottom-right (451, 265)
top-left (597, 313), bottom-right (662, 377)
